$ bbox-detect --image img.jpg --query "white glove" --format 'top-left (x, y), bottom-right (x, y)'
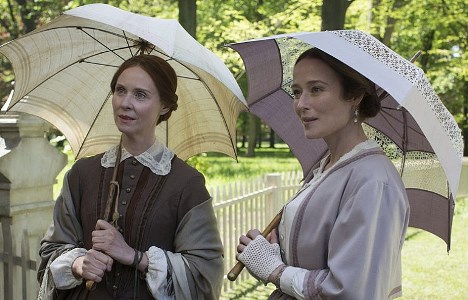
top-left (237, 235), bottom-right (284, 282)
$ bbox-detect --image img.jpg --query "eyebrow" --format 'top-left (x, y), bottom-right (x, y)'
top-left (291, 80), bottom-right (328, 88)
top-left (116, 83), bottom-right (153, 94)
top-left (134, 87), bottom-right (152, 94)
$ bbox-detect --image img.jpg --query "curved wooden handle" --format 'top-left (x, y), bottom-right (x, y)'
top-left (86, 280), bottom-right (96, 290)
top-left (227, 208), bottom-right (284, 281)
top-left (227, 261), bottom-right (245, 281)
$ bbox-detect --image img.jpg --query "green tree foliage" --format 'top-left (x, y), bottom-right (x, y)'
top-left (1, 0), bottom-right (466, 154)
top-left (343, 0), bottom-right (467, 154)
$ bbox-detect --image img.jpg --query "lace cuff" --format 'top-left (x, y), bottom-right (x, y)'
top-left (49, 248), bottom-right (87, 289)
top-left (145, 246), bottom-right (171, 299)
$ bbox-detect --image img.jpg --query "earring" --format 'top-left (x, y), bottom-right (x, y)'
top-left (353, 108), bottom-right (359, 123)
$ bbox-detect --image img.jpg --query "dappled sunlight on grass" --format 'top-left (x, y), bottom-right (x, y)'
top-left (401, 197), bottom-right (468, 299)
top-left (187, 146), bottom-right (302, 187)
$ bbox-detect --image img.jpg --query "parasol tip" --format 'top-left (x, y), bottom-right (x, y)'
top-left (410, 51), bottom-right (422, 63)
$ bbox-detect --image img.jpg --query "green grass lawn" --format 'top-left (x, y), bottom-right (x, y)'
top-left (400, 197), bottom-right (468, 299)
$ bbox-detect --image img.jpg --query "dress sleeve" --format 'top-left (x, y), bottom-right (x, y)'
top-left (49, 248), bottom-right (87, 288)
top-left (279, 266), bottom-right (308, 299)
top-left (303, 179), bottom-right (407, 299)
top-left (145, 246), bottom-right (171, 298)
top-left (165, 196), bottom-right (224, 300)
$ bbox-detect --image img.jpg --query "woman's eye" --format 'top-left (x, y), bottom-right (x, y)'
top-left (292, 89), bottom-right (301, 99)
top-left (310, 86), bottom-right (321, 93)
top-left (135, 91), bottom-right (147, 100)
top-left (115, 87), bottom-right (126, 95)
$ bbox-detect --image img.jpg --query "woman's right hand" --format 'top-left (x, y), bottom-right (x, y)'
top-left (72, 249), bottom-right (113, 282)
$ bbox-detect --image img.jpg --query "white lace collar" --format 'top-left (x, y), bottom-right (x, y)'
top-left (101, 140), bottom-right (174, 175)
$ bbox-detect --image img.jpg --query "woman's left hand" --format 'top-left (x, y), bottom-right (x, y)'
top-left (236, 229), bottom-right (285, 283)
top-left (92, 219), bottom-right (134, 266)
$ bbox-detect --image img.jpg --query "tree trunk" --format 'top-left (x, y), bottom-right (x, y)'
top-left (269, 128), bottom-right (275, 148)
top-left (257, 122), bottom-right (263, 148)
top-left (178, 0), bottom-right (197, 38)
top-left (246, 114), bottom-right (257, 157)
top-left (321, 0), bottom-right (351, 31)
top-left (419, 30), bottom-right (435, 72)
top-left (382, 0), bottom-right (407, 45)
top-left (16, 0), bottom-right (36, 34)
top-left (464, 82), bottom-right (468, 157)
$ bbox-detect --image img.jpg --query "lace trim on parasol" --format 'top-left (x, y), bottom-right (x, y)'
top-left (276, 37), bottom-right (311, 97)
top-left (101, 140), bottom-right (174, 175)
top-left (332, 30), bottom-right (463, 159)
top-left (364, 124), bottom-right (449, 197)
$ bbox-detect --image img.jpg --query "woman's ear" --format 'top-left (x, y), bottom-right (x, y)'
top-left (160, 106), bottom-right (170, 116)
top-left (352, 92), bottom-right (365, 106)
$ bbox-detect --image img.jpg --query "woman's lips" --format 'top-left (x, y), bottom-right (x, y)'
top-left (119, 115), bottom-right (135, 120)
top-left (301, 116), bottom-right (317, 124)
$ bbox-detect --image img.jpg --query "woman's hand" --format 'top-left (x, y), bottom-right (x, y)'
top-left (72, 249), bottom-right (113, 282)
top-left (236, 229), bottom-right (285, 283)
top-left (237, 228), bottom-right (279, 253)
top-left (237, 229), bottom-right (262, 253)
top-left (92, 219), bottom-right (134, 266)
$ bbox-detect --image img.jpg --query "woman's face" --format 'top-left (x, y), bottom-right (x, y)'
top-left (292, 58), bottom-right (358, 141)
top-left (112, 66), bottom-right (168, 141)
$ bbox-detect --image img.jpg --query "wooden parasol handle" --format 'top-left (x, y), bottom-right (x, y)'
top-left (227, 208), bottom-right (284, 281)
top-left (86, 138), bottom-right (122, 290)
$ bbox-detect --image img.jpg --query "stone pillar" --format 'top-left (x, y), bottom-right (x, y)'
top-left (0, 113), bottom-right (67, 300)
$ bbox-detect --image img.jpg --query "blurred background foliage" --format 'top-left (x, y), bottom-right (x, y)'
top-left (1, 0), bottom-right (466, 155)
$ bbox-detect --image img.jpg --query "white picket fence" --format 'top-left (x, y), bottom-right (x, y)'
top-left (210, 171), bottom-right (303, 293)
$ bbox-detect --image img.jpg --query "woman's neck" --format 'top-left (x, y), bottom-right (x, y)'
top-left (121, 135), bottom-right (156, 156)
top-left (324, 127), bottom-right (368, 170)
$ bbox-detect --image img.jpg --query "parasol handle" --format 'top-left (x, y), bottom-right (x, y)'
top-left (86, 138), bottom-right (122, 291)
top-left (227, 208), bottom-right (284, 281)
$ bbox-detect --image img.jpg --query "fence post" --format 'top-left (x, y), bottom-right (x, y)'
top-left (21, 230), bottom-right (33, 300)
top-left (1, 217), bottom-right (13, 300)
top-left (266, 173), bottom-right (282, 224)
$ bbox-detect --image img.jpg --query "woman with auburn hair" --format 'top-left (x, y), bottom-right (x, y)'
top-left (38, 54), bottom-right (223, 300)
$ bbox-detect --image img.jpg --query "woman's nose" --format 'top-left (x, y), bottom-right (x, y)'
top-left (120, 94), bottom-right (133, 109)
top-left (295, 94), bottom-right (310, 110)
